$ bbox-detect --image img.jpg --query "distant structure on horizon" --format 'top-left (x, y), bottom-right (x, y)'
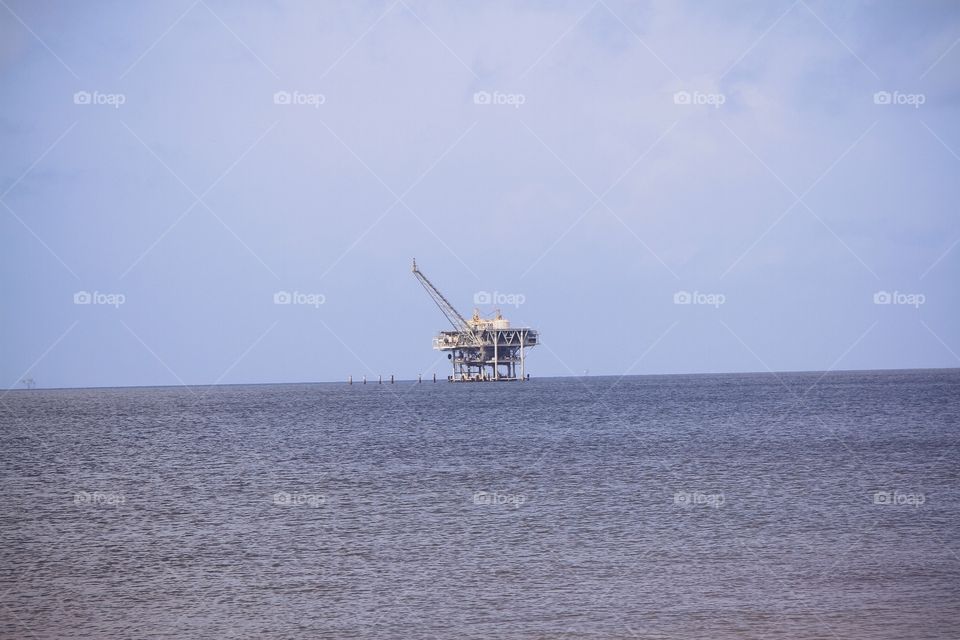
top-left (412, 259), bottom-right (539, 382)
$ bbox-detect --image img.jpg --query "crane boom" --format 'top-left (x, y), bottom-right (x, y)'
top-left (411, 259), bottom-right (472, 332)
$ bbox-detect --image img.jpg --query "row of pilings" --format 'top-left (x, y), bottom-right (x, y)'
top-left (347, 373), bottom-right (438, 384)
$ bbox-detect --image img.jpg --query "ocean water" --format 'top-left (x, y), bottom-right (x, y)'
top-left (1, 369), bottom-right (958, 639)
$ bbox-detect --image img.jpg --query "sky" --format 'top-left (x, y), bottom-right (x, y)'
top-left (0, 0), bottom-right (958, 389)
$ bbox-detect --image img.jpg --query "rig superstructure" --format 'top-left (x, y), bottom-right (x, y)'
top-left (412, 259), bottom-right (538, 382)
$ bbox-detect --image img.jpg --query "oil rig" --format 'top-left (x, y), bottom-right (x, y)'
top-left (412, 259), bottom-right (538, 382)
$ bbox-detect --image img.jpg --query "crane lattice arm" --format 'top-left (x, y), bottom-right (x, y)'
top-left (412, 259), bottom-right (474, 335)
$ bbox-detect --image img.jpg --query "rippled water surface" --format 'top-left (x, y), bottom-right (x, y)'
top-left (2, 370), bottom-right (959, 638)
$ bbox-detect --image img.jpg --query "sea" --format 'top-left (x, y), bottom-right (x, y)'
top-left (1, 369), bottom-right (958, 639)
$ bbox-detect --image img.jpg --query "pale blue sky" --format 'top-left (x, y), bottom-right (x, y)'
top-left (1, 0), bottom-right (958, 388)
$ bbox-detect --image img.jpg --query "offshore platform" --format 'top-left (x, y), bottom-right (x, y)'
top-left (412, 259), bottom-right (539, 382)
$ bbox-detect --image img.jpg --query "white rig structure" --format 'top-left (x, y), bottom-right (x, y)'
top-left (412, 259), bottom-right (538, 382)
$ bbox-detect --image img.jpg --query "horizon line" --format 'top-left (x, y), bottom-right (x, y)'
top-left (5, 366), bottom-right (958, 392)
